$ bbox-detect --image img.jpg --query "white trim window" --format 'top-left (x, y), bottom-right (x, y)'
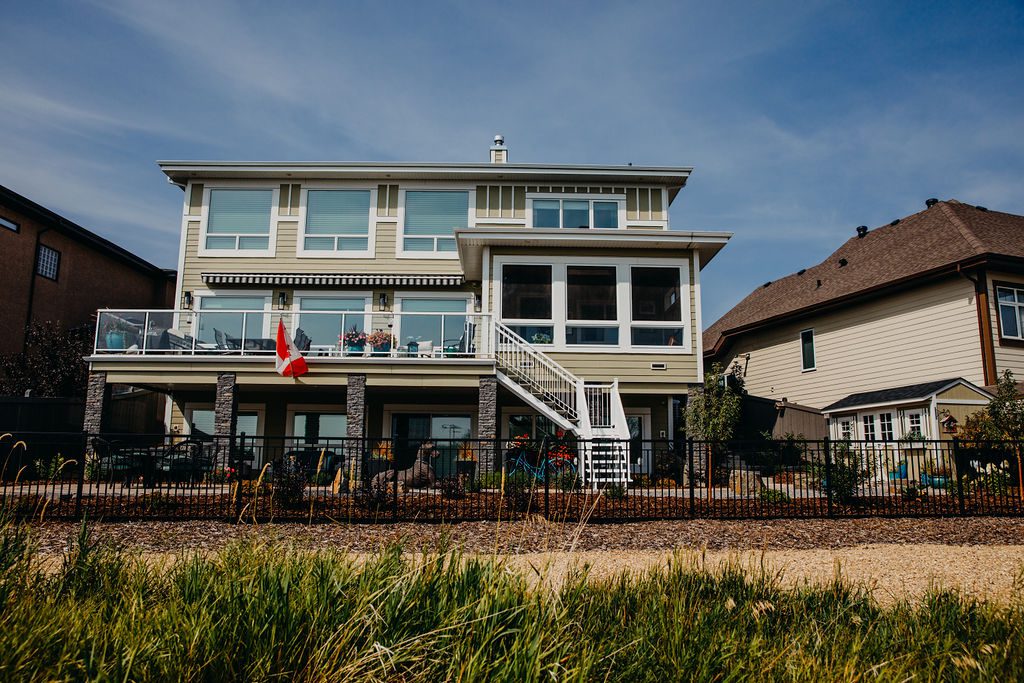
top-left (800, 329), bottom-right (815, 371)
top-left (495, 256), bottom-right (691, 352)
top-left (996, 285), bottom-right (1024, 340)
top-left (879, 412), bottom-right (894, 441)
top-left (862, 414), bottom-right (877, 441)
top-left (399, 190), bottom-right (470, 257)
top-left (839, 419), bottom-right (853, 440)
top-left (294, 292), bottom-right (371, 353)
top-left (202, 189), bottom-right (275, 255)
top-left (194, 292), bottom-right (272, 348)
top-left (528, 195), bottom-right (624, 229)
top-left (299, 189), bottom-right (374, 257)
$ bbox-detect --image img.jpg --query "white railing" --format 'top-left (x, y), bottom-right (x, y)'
top-left (584, 383), bottom-right (614, 429)
top-left (93, 309), bottom-right (493, 360)
top-left (494, 321), bottom-right (580, 423)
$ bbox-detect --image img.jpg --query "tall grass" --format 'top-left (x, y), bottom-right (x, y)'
top-left (0, 516), bottom-right (1021, 681)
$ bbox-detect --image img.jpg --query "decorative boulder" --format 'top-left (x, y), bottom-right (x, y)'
top-left (729, 468), bottom-right (766, 496)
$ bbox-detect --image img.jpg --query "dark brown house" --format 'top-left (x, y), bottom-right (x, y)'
top-left (0, 183), bottom-right (175, 355)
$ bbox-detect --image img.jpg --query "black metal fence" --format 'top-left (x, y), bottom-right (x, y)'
top-left (1, 432), bottom-right (1022, 522)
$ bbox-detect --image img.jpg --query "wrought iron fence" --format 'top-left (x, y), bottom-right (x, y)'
top-left (1, 432), bottom-right (1022, 522)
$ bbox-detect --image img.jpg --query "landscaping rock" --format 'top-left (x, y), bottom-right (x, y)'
top-left (729, 469), bottom-right (766, 495)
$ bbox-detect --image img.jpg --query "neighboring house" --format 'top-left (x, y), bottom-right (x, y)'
top-left (704, 200), bottom-right (1024, 429)
top-left (0, 184), bottom-right (176, 355)
top-left (821, 378), bottom-right (992, 443)
top-left (84, 138), bottom-right (730, 482)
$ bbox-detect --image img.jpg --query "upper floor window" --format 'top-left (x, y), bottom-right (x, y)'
top-left (36, 244), bottom-right (60, 280)
top-left (800, 329), bottom-right (815, 371)
top-left (531, 198), bottom-right (621, 229)
top-left (997, 285), bottom-right (1024, 340)
top-left (402, 190), bottom-right (468, 255)
top-left (566, 266), bottom-right (618, 345)
top-left (302, 190), bottom-right (372, 256)
top-left (205, 189), bottom-right (272, 252)
top-left (501, 264), bottom-right (554, 344)
top-left (631, 267), bottom-right (683, 346)
top-left (0, 215), bottom-right (18, 232)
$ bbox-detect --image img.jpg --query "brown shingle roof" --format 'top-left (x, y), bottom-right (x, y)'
top-left (704, 200), bottom-right (1024, 357)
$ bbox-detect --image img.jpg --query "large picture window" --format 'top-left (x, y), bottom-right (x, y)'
top-left (205, 189), bottom-right (273, 251)
top-left (997, 285), bottom-right (1024, 341)
top-left (402, 191), bottom-right (468, 254)
top-left (630, 267), bottom-right (683, 346)
top-left (566, 266), bottom-right (618, 345)
top-left (302, 190), bottom-right (371, 254)
top-left (501, 265), bottom-right (553, 344)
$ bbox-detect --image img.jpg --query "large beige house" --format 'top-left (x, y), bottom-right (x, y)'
top-left (85, 139), bottom-right (729, 482)
top-left (704, 199), bottom-right (1024, 441)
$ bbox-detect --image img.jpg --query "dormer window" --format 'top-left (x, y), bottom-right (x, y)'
top-left (204, 189), bottom-right (273, 254)
top-left (529, 197), bottom-right (622, 229)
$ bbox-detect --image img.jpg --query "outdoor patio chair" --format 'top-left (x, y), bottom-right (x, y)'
top-left (443, 321), bottom-right (476, 356)
top-left (293, 328), bottom-right (311, 352)
top-left (159, 439), bottom-right (213, 484)
top-left (162, 329), bottom-right (196, 353)
top-left (213, 328), bottom-right (241, 351)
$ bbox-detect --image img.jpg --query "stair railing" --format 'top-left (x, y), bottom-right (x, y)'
top-left (494, 321), bottom-right (580, 422)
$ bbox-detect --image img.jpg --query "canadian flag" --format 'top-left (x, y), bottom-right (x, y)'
top-left (275, 319), bottom-right (309, 377)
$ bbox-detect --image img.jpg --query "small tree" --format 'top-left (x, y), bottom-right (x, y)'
top-left (685, 362), bottom-right (744, 441)
top-left (0, 322), bottom-right (91, 398)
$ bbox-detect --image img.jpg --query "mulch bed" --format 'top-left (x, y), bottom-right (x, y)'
top-left (22, 516), bottom-right (1024, 557)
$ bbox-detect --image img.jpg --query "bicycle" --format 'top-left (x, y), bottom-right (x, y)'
top-left (505, 436), bottom-right (578, 482)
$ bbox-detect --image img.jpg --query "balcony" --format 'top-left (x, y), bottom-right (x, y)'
top-left (93, 309), bottom-right (494, 360)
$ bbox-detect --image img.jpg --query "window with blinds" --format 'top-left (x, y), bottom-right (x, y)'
top-left (205, 189), bottom-right (273, 251)
top-left (303, 190), bottom-right (372, 254)
top-left (402, 191), bottom-right (468, 253)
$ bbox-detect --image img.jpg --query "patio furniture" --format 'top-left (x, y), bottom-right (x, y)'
top-left (162, 329), bottom-right (196, 353)
top-left (293, 328), bottom-right (311, 352)
top-left (213, 328), bottom-right (241, 351)
top-left (443, 321), bottom-right (476, 356)
top-left (159, 439), bottom-right (214, 483)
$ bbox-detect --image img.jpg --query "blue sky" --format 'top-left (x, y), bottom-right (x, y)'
top-left (2, 1), bottom-right (1022, 324)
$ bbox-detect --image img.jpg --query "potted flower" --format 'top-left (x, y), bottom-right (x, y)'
top-left (899, 429), bottom-right (926, 450)
top-left (340, 327), bottom-right (368, 355)
top-left (367, 329), bottom-right (393, 355)
top-left (921, 461), bottom-right (951, 488)
top-left (531, 332), bottom-right (553, 344)
top-left (456, 441), bottom-right (477, 477)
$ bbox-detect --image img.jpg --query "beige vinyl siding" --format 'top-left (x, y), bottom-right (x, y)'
top-left (721, 277), bottom-right (985, 409)
top-left (987, 271), bottom-right (1024, 378)
top-left (936, 383), bottom-right (990, 402)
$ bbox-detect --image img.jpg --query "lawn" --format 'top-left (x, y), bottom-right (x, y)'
top-left (0, 515), bottom-right (1021, 681)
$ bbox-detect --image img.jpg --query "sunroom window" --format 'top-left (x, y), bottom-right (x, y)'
top-left (403, 191), bottom-right (468, 253)
top-left (205, 189), bottom-right (272, 251)
top-left (531, 198), bottom-right (620, 229)
top-left (501, 265), bottom-right (553, 344)
top-left (303, 190), bottom-right (371, 253)
top-left (630, 267), bottom-right (683, 346)
top-left (566, 266), bottom-right (618, 345)
top-left (997, 285), bottom-right (1024, 340)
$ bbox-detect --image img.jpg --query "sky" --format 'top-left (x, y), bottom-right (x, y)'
top-left (1, 0), bottom-right (1022, 324)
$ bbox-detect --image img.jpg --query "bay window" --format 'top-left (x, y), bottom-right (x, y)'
top-left (530, 198), bottom-right (621, 229)
top-left (302, 190), bottom-right (372, 255)
top-left (205, 189), bottom-right (273, 252)
top-left (402, 191), bottom-right (469, 254)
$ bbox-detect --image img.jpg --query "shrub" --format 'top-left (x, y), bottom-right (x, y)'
top-left (815, 442), bottom-right (871, 503)
top-left (354, 481), bottom-right (392, 512)
top-left (438, 477), bottom-right (465, 500)
top-left (553, 469), bottom-right (582, 492)
top-left (758, 488), bottom-right (790, 504)
top-left (966, 464), bottom-right (1012, 496)
top-left (463, 477), bottom-right (483, 494)
top-left (504, 478), bottom-right (536, 513)
top-left (272, 456), bottom-right (306, 508)
top-left (603, 483), bottom-right (626, 500)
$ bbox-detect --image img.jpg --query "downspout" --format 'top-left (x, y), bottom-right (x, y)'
top-left (23, 225), bottom-right (51, 351)
top-left (959, 265), bottom-right (997, 385)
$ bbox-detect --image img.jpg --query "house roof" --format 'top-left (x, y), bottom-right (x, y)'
top-left (704, 200), bottom-right (1024, 357)
top-left (821, 378), bottom-right (990, 413)
top-left (0, 183), bottom-right (172, 279)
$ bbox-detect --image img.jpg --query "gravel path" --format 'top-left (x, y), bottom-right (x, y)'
top-left (26, 516), bottom-right (1024, 555)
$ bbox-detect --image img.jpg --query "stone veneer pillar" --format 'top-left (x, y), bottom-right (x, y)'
top-left (83, 371), bottom-right (109, 436)
top-left (214, 373), bottom-right (238, 437)
top-left (346, 374), bottom-right (367, 483)
top-left (477, 376), bottom-right (498, 473)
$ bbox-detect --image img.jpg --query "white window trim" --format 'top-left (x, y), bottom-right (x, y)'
top-left (296, 185), bottom-right (377, 259)
top-left (494, 255), bottom-right (692, 354)
top-left (800, 328), bottom-right (816, 372)
top-left (193, 289), bottom-right (274, 339)
top-left (526, 194), bottom-right (626, 230)
top-left (996, 285), bottom-right (1024, 341)
top-left (197, 182), bottom-right (280, 258)
top-left (393, 292), bottom-right (473, 350)
top-left (396, 185), bottom-right (475, 259)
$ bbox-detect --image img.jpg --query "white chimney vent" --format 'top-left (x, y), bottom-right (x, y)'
top-left (489, 134), bottom-right (507, 164)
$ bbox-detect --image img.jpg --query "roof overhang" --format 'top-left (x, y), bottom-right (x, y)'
top-left (454, 228), bottom-right (732, 280)
top-left (158, 161), bottom-right (692, 202)
top-left (201, 273), bottom-right (464, 287)
top-left (821, 379), bottom-right (993, 416)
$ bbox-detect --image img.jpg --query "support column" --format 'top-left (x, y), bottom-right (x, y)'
top-left (346, 374), bottom-right (367, 484)
top-left (83, 371), bottom-right (110, 436)
top-left (478, 376), bottom-right (498, 473)
top-left (214, 373), bottom-right (238, 437)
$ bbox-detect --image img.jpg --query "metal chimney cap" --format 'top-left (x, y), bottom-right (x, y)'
top-left (493, 134), bottom-right (504, 146)
top-left (856, 225), bottom-right (868, 238)
top-left (925, 198), bottom-right (939, 208)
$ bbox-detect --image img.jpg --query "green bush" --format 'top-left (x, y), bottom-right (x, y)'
top-left (603, 483), bottom-right (627, 500)
top-left (758, 488), bottom-right (790, 504)
top-left (552, 469), bottom-right (582, 492)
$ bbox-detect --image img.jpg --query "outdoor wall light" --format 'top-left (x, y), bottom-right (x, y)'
top-left (379, 292), bottom-right (388, 311)
top-left (473, 293), bottom-right (482, 312)
top-left (182, 291), bottom-right (193, 308)
top-left (278, 291), bottom-right (288, 308)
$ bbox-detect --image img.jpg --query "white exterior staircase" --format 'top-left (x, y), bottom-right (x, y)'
top-left (493, 321), bottom-right (631, 486)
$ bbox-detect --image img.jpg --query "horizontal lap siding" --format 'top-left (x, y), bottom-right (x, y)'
top-left (721, 277), bottom-right (985, 410)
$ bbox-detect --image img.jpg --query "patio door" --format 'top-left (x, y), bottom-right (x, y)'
top-left (390, 413), bottom-right (471, 476)
top-left (395, 297), bottom-right (468, 355)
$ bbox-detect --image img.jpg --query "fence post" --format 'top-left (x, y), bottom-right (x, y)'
top-left (75, 431), bottom-right (87, 519)
top-left (687, 437), bottom-right (695, 518)
top-left (233, 432), bottom-right (244, 521)
top-left (392, 439), bottom-right (399, 521)
top-left (543, 437), bottom-right (550, 520)
top-left (823, 436), bottom-right (834, 518)
top-left (953, 438), bottom-right (966, 516)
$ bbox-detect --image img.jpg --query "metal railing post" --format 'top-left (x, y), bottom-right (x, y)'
top-left (823, 437), bottom-right (834, 518)
top-left (953, 438), bottom-right (966, 516)
top-left (543, 436), bottom-right (550, 520)
top-left (233, 432), bottom-right (245, 520)
top-left (687, 437), bottom-right (695, 518)
top-left (75, 431), bottom-right (87, 519)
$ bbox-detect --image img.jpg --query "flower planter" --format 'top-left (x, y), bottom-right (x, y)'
top-left (921, 473), bottom-right (950, 488)
top-left (105, 331), bottom-right (127, 349)
top-left (345, 342), bottom-right (366, 355)
top-left (371, 342), bottom-right (391, 356)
